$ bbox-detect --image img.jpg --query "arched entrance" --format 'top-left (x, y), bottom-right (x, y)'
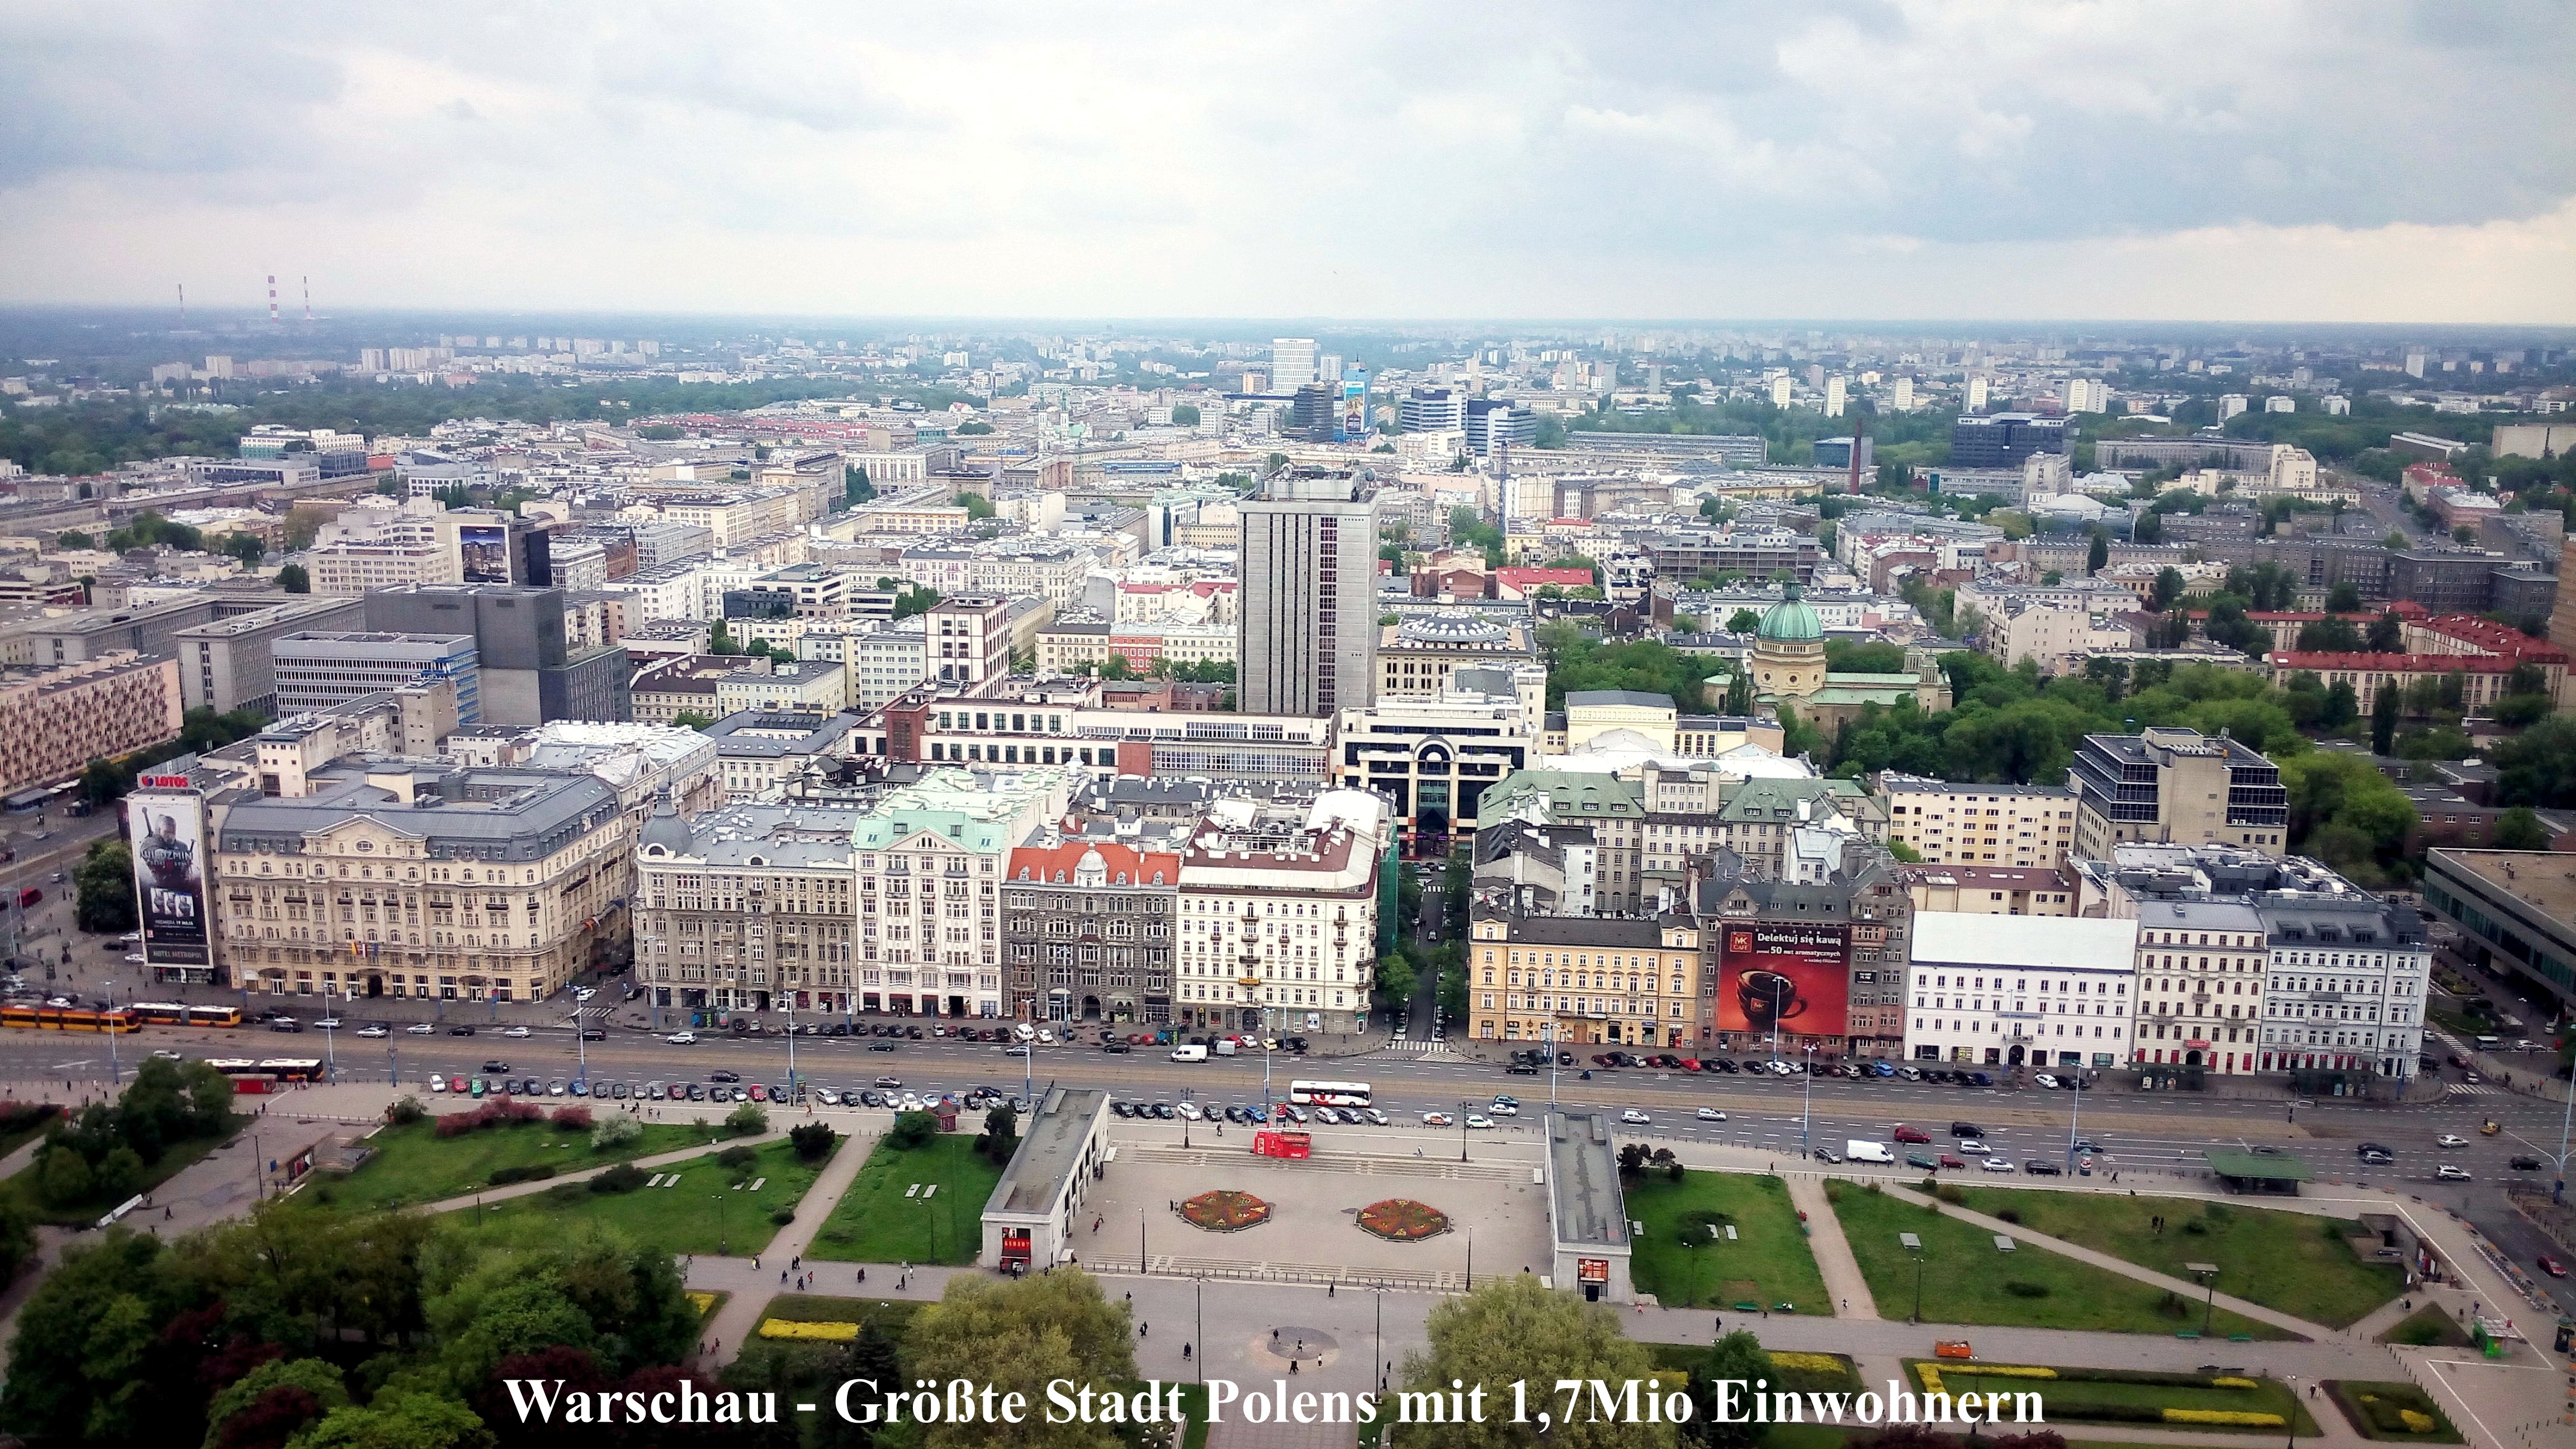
top-left (1081, 995), bottom-right (1101, 1020)
top-left (2184, 1049), bottom-right (2204, 1067)
top-left (364, 974), bottom-right (383, 998)
top-left (1239, 1007), bottom-right (1262, 1031)
top-left (2006, 1045), bottom-right (2026, 1066)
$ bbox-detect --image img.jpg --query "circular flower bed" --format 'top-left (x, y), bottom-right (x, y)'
top-left (1178, 1189), bottom-right (1272, 1232)
top-left (1356, 1198), bottom-right (1449, 1241)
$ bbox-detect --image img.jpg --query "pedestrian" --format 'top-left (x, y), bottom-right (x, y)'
top-left (1328, 1283), bottom-right (1336, 1298)
top-left (1139, 1323), bottom-right (1148, 1338)
top-left (857, 1267), bottom-right (866, 1284)
top-left (1183, 1343), bottom-right (1192, 1361)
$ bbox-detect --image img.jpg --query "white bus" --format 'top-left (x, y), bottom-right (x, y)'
top-left (1289, 1079), bottom-right (1372, 1107)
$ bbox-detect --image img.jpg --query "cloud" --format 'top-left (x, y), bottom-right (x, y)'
top-left (0, 1), bottom-right (2570, 320)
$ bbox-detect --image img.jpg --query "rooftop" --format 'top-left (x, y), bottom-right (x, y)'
top-left (1545, 1110), bottom-right (1630, 1252)
top-left (992, 1087), bottom-right (1110, 1215)
top-left (1910, 913), bottom-right (2140, 972)
top-left (2427, 849), bottom-right (2576, 938)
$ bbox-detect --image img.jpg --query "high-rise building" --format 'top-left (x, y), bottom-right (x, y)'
top-left (2068, 727), bottom-right (2289, 860)
top-left (1949, 413), bottom-right (2071, 469)
top-left (1768, 373), bottom-right (1793, 408)
top-left (1892, 377), bottom-right (1915, 410)
top-left (1237, 468), bottom-right (1377, 717)
top-left (1966, 376), bottom-right (1989, 413)
top-left (1464, 399), bottom-right (1536, 458)
top-left (2218, 394), bottom-right (2249, 422)
top-left (1399, 386), bottom-right (1464, 433)
top-left (1289, 383), bottom-right (1338, 442)
top-left (1824, 375), bottom-right (1847, 418)
top-left (271, 631), bottom-right (481, 722)
top-left (2065, 377), bottom-right (2110, 414)
top-left (1268, 338), bottom-right (1318, 391)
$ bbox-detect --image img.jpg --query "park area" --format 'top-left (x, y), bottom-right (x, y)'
top-left (1625, 1169), bottom-right (1831, 1312)
top-left (805, 1133), bottom-right (1000, 1266)
top-left (1907, 1360), bottom-right (2321, 1436)
top-left (2326, 1380), bottom-right (2463, 1442)
top-left (1944, 1185), bottom-right (2403, 1328)
top-left (1826, 1182), bottom-right (2284, 1337)
top-left (299, 1111), bottom-right (709, 1215)
top-left (454, 1134), bottom-right (837, 1257)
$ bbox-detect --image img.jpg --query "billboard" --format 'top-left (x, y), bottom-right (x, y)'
top-left (457, 523), bottom-right (512, 584)
top-left (1714, 921), bottom-right (1849, 1039)
top-left (128, 792), bottom-right (211, 968)
top-left (1338, 367), bottom-right (1368, 444)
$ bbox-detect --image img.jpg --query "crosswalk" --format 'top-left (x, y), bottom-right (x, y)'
top-left (2443, 1081), bottom-right (2509, 1098)
top-left (1382, 1039), bottom-right (1459, 1055)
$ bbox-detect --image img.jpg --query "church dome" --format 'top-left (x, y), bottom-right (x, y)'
top-left (1756, 585), bottom-right (1823, 645)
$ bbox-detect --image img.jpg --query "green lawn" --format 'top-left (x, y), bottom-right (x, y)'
top-left (2327, 1380), bottom-right (2463, 1442)
top-left (805, 1133), bottom-right (1000, 1266)
top-left (1944, 1186), bottom-right (2403, 1328)
top-left (0, 1119), bottom-right (239, 1227)
top-left (2376, 1304), bottom-right (2471, 1347)
top-left (1826, 1182), bottom-right (2285, 1338)
top-left (456, 1136), bottom-right (836, 1257)
top-left (0, 1104), bottom-right (63, 1162)
top-left (299, 1116), bottom-right (711, 1215)
top-left (1627, 1170), bottom-right (1833, 1313)
top-left (1910, 1362), bottom-right (2320, 1436)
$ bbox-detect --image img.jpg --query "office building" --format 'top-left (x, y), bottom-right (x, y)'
top-left (929, 595), bottom-right (1011, 688)
top-left (1949, 413), bottom-right (2071, 469)
top-left (1464, 399), bottom-right (1537, 457)
top-left (1465, 903), bottom-right (1703, 1049)
top-left (1237, 469), bottom-right (1377, 717)
top-left (212, 761), bottom-right (632, 1003)
top-left (363, 585), bottom-right (629, 726)
top-left (1268, 338), bottom-right (1318, 391)
top-left (1874, 774), bottom-right (2076, 868)
top-left (700, 710), bottom-right (865, 801)
top-left (1903, 913), bottom-right (2139, 1068)
top-left (1329, 684), bottom-right (1544, 853)
top-left (634, 796), bottom-right (858, 1014)
top-left (2422, 849), bottom-right (2576, 1024)
top-left (169, 596), bottom-right (369, 716)
top-left (1399, 386), bottom-right (1465, 433)
top-left (271, 632), bottom-right (481, 722)
top-left (2068, 727), bottom-right (2289, 860)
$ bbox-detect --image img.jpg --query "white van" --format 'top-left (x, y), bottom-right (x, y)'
top-left (1169, 1044), bottom-right (1209, 1063)
top-left (1213, 1038), bottom-right (1238, 1056)
top-left (1845, 1139), bottom-right (1895, 1164)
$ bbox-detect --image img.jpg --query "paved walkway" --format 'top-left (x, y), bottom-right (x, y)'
top-left (414, 1129), bottom-right (790, 1214)
top-left (1782, 1173), bottom-right (1879, 1320)
top-left (684, 1128), bottom-right (884, 1366)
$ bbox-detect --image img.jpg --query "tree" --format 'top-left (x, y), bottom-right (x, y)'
top-left (905, 1270), bottom-right (1135, 1449)
top-left (2455, 524), bottom-right (2478, 545)
top-left (724, 1102), bottom-right (767, 1137)
top-left (202, 1357), bottom-right (349, 1449)
top-left (891, 584), bottom-right (940, 620)
top-left (288, 1391), bottom-right (486, 1449)
top-left (2370, 685), bottom-right (2399, 755)
top-left (2148, 567), bottom-right (2185, 610)
top-left (2327, 580), bottom-right (2363, 612)
top-left (1169, 403), bottom-right (1201, 426)
top-left (2132, 509), bottom-right (2163, 544)
top-left (2086, 529), bottom-right (2109, 573)
top-left (56, 530), bottom-right (94, 550)
top-left (789, 1121), bottom-right (838, 1161)
top-left (2323, 680), bottom-right (2360, 731)
top-left (707, 620), bottom-right (741, 655)
top-left (1725, 609), bottom-right (1763, 634)
top-left (1400, 1276), bottom-right (1682, 1449)
top-left (2494, 717), bottom-right (2576, 807)
top-left (842, 466), bottom-right (874, 506)
top-left (2384, 530), bottom-right (2408, 550)
top-left (0, 1231), bottom-right (186, 1441)
top-left (2295, 617), bottom-right (2363, 652)
top-left (222, 532), bottom-right (267, 567)
top-left (74, 837), bottom-right (138, 933)
top-left (974, 1106), bottom-right (1016, 1164)
top-left (669, 711), bottom-right (716, 730)
top-left (1697, 1329), bottom-right (1774, 1449)
top-left (275, 564), bottom-right (310, 594)
top-left (955, 491), bottom-right (996, 520)
top-left (1374, 950), bottom-right (1417, 1005)
top-left (2366, 610), bottom-right (2405, 653)
top-left (2496, 807), bottom-right (2550, 851)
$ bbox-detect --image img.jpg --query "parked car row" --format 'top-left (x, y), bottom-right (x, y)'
top-left (1110, 1099), bottom-right (1390, 1126)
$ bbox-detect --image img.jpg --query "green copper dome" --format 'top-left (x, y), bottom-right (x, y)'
top-left (1756, 585), bottom-right (1822, 644)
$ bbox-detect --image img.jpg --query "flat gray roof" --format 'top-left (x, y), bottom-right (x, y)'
top-left (992, 1086), bottom-right (1106, 1216)
top-left (1545, 1110), bottom-right (1629, 1251)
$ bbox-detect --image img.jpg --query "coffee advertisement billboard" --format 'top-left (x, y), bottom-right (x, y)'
top-left (1715, 922), bottom-right (1849, 1038)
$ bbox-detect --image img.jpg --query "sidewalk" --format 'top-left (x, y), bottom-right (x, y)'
top-left (685, 1126), bottom-right (883, 1367)
top-left (415, 1128), bottom-right (790, 1214)
top-left (1781, 1173), bottom-right (1878, 1320)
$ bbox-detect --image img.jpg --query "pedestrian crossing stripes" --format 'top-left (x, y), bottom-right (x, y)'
top-left (2443, 1082), bottom-right (2506, 1098)
top-left (1382, 1040), bottom-right (1459, 1056)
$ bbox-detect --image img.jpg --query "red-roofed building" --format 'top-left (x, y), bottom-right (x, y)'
top-left (1003, 836), bottom-right (1183, 1024)
top-left (1492, 566), bottom-right (1595, 600)
top-left (2263, 650), bottom-right (2561, 716)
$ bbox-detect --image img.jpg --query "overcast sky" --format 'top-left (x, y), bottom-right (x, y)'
top-left (4, 1), bottom-right (2573, 323)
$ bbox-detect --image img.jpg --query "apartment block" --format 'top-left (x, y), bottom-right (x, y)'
top-left (0, 651), bottom-right (183, 795)
top-left (1874, 773), bottom-right (2077, 868)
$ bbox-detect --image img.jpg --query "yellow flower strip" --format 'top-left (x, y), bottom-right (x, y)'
top-left (759, 1319), bottom-right (859, 1341)
top-left (2163, 1409), bottom-right (2285, 1426)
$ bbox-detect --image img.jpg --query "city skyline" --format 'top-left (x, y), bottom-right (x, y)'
top-left (3, 3), bottom-right (2572, 323)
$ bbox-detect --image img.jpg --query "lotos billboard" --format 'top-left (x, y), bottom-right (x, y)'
top-left (127, 791), bottom-right (211, 967)
top-left (1715, 922), bottom-right (1849, 1039)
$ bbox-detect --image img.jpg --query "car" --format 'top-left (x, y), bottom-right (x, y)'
top-left (860, 1091), bottom-right (886, 1109)
top-left (572, 987), bottom-right (595, 1002)
top-left (406, 1022), bottom-right (436, 1035)
top-left (1492, 1093), bottom-right (1519, 1107)
top-left (2032, 1073), bottom-right (2060, 1089)
top-left (684, 1083), bottom-right (705, 1101)
top-left (1938, 1154), bottom-right (1967, 1169)
top-left (2360, 1150), bottom-right (2395, 1167)
top-left (2022, 1160), bottom-right (2062, 1176)
top-left (269, 1017), bottom-right (302, 1032)
top-left (356, 1025), bottom-right (389, 1038)
top-left (447, 1025), bottom-right (475, 1036)
top-left (2071, 1138), bottom-right (2101, 1154)
top-left (1967, 1072), bottom-right (1996, 1087)
top-left (1893, 1125), bottom-right (1931, 1144)
top-left (1362, 1107), bottom-right (1389, 1126)
top-left (1696, 1107), bottom-right (1727, 1122)
top-left (1102, 1041), bottom-right (1131, 1054)
top-left (579, 1028), bottom-right (606, 1041)
top-left (314, 1016), bottom-right (342, 1030)
top-left (1465, 1114), bottom-right (1496, 1130)
top-left (2461, 1071), bottom-right (2483, 1085)
top-left (1488, 1102), bottom-right (1519, 1116)
top-left (1308, 1105), bottom-right (1336, 1124)
top-left (1949, 1121), bottom-right (1982, 1138)
top-left (811, 1088), bottom-right (839, 1106)
top-left (569, 1080), bottom-right (589, 1097)
top-left (448, 1076), bottom-right (467, 1093)
top-left (2435, 1133), bottom-right (2470, 1148)
top-left (1811, 1147), bottom-right (1843, 1164)
top-left (2435, 1164), bottom-right (2471, 1182)
top-left (1003, 1044), bottom-right (1030, 1057)
top-left (1280, 1104), bottom-right (1307, 1124)
top-left (149, 1048), bottom-right (184, 1061)
top-left (2356, 1141), bottom-right (2394, 1158)
top-left (1620, 1108), bottom-right (1651, 1125)
top-left (1177, 1102), bottom-right (1202, 1121)
top-left (665, 1030), bottom-right (698, 1044)
top-left (2509, 1154), bottom-right (2545, 1171)
top-left (1421, 1111), bottom-right (1453, 1127)
top-left (1956, 1139), bottom-right (1991, 1154)
top-left (2539, 1254), bottom-right (2568, 1278)
top-left (468, 1078), bottom-right (486, 1098)
top-left (707, 1069), bottom-right (740, 1082)
top-left (869, 1040), bottom-right (897, 1052)
top-left (481, 1060), bottom-right (512, 1074)
top-left (502, 1025), bottom-right (531, 1039)
top-left (1150, 1102), bottom-right (1176, 1120)
top-left (1980, 1154), bottom-right (2016, 1172)
top-left (1906, 1153), bottom-right (1939, 1171)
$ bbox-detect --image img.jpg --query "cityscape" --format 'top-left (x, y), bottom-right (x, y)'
top-left (0, 7), bottom-right (2573, 1449)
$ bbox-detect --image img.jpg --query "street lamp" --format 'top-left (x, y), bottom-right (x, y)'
top-left (2186, 1262), bottom-right (2219, 1336)
top-left (713, 1194), bottom-right (727, 1254)
top-left (1899, 1232), bottom-right (1924, 1323)
top-left (1546, 1020), bottom-right (1560, 1110)
top-left (1459, 1098), bottom-right (1472, 1163)
top-left (1800, 1043), bottom-right (1816, 1159)
top-left (2064, 1058), bottom-right (2088, 1171)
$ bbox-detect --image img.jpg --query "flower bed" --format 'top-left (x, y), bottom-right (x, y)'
top-left (1178, 1190), bottom-right (1272, 1232)
top-left (2330, 1381), bottom-right (2461, 1442)
top-left (1355, 1198), bottom-right (1448, 1242)
top-left (1917, 1361), bottom-right (2289, 1431)
top-left (759, 1319), bottom-right (858, 1341)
